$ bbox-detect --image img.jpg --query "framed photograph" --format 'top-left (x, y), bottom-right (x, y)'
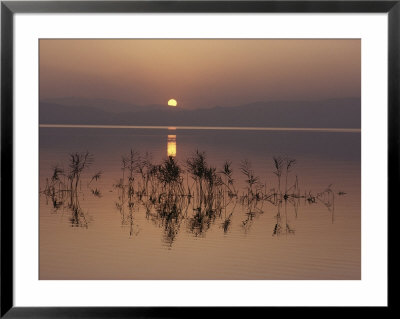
top-left (1, 0), bottom-right (396, 317)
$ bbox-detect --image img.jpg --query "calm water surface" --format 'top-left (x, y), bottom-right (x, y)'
top-left (39, 126), bottom-right (360, 280)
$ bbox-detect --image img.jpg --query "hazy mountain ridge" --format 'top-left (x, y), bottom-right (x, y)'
top-left (42, 97), bottom-right (166, 113)
top-left (40, 98), bottom-right (361, 128)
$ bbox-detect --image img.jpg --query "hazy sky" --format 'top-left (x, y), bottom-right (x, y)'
top-left (40, 39), bottom-right (360, 109)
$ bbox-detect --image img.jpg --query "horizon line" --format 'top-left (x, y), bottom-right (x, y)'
top-left (40, 96), bottom-right (361, 110)
top-left (39, 124), bottom-right (361, 133)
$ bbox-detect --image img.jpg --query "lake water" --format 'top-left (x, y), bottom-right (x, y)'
top-left (39, 126), bottom-right (361, 280)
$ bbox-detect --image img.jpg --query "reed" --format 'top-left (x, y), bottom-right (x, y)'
top-left (41, 151), bottom-right (101, 228)
top-left (43, 149), bottom-right (341, 242)
top-left (240, 159), bottom-right (259, 204)
top-left (273, 156), bottom-right (283, 197)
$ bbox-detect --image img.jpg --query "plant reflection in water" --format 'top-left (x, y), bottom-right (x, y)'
top-left (41, 152), bottom-right (102, 228)
top-left (42, 150), bottom-right (341, 248)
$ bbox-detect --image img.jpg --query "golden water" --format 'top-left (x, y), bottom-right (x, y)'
top-left (39, 127), bottom-right (360, 280)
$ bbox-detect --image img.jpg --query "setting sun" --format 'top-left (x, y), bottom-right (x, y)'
top-left (168, 99), bottom-right (178, 107)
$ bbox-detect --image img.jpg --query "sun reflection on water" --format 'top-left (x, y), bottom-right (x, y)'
top-left (167, 135), bottom-right (176, 157)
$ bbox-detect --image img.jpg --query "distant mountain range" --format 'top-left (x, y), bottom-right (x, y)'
top-left (39, 97), bottom-right (361, 128)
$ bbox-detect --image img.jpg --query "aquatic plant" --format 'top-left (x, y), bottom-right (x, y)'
top-left (284, 157), bottom-right (296, 198)
top-left (111, 151), bottom-right (341, 241)
top-left (240, 159), bottom-right (259, 201)
top-left (273, 156), bottom-right (284, 196)
top-left (41, 151), bottom-right (101, 228)
top-left (43, 149), bottom-right (343, 242)
top-left (219, 160), bottom-right (237, 198)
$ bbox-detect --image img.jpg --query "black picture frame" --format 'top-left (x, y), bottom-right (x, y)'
top-left (1, 0), bottom-right (396, 317)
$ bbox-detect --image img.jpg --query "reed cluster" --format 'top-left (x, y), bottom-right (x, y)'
top-left (41, 151), bottom-right (101, 228)
top-left (42, 150), bottom-right (340, 245)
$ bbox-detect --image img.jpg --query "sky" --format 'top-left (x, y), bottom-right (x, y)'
top-left (40, 39), bottom-right (360, 109)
